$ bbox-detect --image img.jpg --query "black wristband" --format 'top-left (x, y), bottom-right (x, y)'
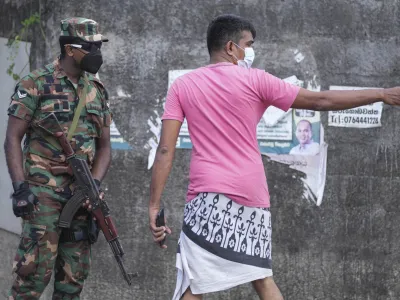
top-left (12, 181), bottom-right (28, 192)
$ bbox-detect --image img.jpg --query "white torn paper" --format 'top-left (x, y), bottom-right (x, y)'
top-left (168, 70), bottom-right (193, 89)
top-left (147, 118), bottom-right (161, 143)
top-left (146, 111), bottom-right (163, 169)
top-left (294, 49), bottom-right (305, 63)
top-left (116, 86), bottom-right (131, 98)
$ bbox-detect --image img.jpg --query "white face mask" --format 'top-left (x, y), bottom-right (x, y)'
top-left (233, 42), bottom-right (255, 69)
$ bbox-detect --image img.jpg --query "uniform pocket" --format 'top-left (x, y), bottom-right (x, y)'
top-left (40, 98), bottom-right (71, 113)
top-left (12, 223), bottom-right (46, 278)
top-left (38, 99), bottom-right (72, 125)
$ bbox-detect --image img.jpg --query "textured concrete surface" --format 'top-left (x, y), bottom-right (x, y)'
top-left (0, 37), bottom-right (29, 234)
top-left (1, 0), bottom-right (400, 299)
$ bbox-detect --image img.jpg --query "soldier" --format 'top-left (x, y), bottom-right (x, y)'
top-left (4, 17), bottom-right (111, 299)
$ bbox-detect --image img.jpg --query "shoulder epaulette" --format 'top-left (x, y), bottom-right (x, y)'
top-left (87, 74), bottom-right (108, 100)
top-left (87, 73), bottom-right (105, 89)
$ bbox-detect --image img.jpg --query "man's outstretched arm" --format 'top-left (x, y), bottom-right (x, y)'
top-left (292, 87), bottom-right (400, 111)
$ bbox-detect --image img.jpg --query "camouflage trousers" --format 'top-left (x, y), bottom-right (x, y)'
top-left (8, 185), bottom-right (91, 300)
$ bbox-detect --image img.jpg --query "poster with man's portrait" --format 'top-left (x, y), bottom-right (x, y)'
top-left (257, 109), bottom-right (321, 156)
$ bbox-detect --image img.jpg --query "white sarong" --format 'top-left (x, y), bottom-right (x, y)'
top-left (172, 193), bottom-right (273, 299)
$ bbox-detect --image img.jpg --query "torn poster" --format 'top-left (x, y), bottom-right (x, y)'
top-left (146, 110), bottom-right (162, 169)
top-left (328, 86), bottom-right (383, 128)
top-left (258, 105), bottom-right (321, 155)
top-left (267, 125), bottom-right (328, 206)
top-left (263, 75), bottom-right (327, 206)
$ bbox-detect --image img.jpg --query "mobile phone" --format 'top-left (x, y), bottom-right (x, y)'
top-left (156, 208), bottom-right (166, 246)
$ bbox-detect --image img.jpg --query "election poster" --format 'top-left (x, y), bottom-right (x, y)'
top-left (258, 109), bottom-right (321, 155)
top-left (267, 124), bottom-right (327, 206)
top-left (328, 86), bottom-right (383, 128)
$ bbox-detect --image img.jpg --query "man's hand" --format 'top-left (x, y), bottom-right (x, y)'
top-left (382, 87), bottom-right (400, 106)
top-left (11, 181), bottom-right (39, 220)
top-left (149, 206), bottom-right (171, 249)
top-left (81, 179), bottom-right (104, 215)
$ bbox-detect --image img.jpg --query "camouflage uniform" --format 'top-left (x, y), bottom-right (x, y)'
top-left (7, 18), bottom-right (111, 300)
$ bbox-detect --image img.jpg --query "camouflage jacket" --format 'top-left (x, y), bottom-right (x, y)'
top-left (8, 59), bottom-right (112, 190)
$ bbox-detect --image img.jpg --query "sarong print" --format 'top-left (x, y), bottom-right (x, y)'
top-left (183, 193), bottom-right (272, 266)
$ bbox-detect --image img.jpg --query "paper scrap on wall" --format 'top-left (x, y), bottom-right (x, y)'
top-left (146, 110), bottom-right (162, 169)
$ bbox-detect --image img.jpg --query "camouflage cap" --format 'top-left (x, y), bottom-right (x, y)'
top-left (60, 17), bottom-right (108, 42)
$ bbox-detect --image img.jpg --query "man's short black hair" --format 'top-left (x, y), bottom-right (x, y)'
top-left (206, 14), bottom-right (256, 55)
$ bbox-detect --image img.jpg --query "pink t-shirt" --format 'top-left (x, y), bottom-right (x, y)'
top-left (162, 62), bottom-right (300, 208)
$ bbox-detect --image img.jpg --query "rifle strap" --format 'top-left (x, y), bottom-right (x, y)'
top-left (67, 75), bottom-right (89, 141)
top-left (42, 134), bottom-right (63, 150)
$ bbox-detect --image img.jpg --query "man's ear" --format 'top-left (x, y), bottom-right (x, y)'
top-left (65, 45), bottom-right (74, 57)
top-left (225, 40), bottom-right (235, 56)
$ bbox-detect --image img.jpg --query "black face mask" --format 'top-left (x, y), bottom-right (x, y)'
top-left (79, 49), bottom-right (103, 74)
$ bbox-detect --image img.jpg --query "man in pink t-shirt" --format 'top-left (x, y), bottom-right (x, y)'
top-left (149, 14), bottom-right (400, 300)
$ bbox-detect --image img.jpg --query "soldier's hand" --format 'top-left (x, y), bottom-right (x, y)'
top-left (382, 87), bottom-right (400, 106)
top-left (11, 182), bottom-right (39, 220)
top-left (82, 198), bottom-right (92, 211)
top-left (81, 199), bottom-right (96, 221)
top-left (81, 179), bottom-right (104, 219)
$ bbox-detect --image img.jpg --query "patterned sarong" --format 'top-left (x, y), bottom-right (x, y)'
top-left (172, 193), bottom-right (273, 299)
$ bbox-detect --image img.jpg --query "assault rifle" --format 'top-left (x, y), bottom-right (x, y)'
top-left (35, 113), bottom-right (137, 285)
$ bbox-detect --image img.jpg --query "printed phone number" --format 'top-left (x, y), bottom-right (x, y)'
top-left (330, 116), bottom-right (379, 125)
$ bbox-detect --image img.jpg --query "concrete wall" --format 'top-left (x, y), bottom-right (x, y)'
top-left (1, 0), bottom-right (400, 299)
top-left (0, 37), bottom-right (30, 235)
